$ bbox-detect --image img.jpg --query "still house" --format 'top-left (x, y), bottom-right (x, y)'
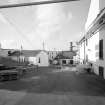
top-left (78, 0), bottom-right (105, 78)
top-left (54, 51), bottom-right (76, 65)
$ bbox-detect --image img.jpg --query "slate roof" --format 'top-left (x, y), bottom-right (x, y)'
top-left (22, 50), bottom-right (42, 57)
top-left (8, 50), bottom-right (22, 56)
top-left (0, 49), bottom-right (47, 58)
top-left (8, 50), bottom-right (42, 57)
top-left (0, 49), bottom-right (16, 56)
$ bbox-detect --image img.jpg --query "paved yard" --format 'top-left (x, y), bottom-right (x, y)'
top-left (0, 66), bottom-right (105, 105)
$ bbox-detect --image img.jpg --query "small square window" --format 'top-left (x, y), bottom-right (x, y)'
top-left (86, 39), bottom-right (88, 46)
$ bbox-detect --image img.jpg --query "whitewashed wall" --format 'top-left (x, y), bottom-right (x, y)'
top-left (79, 42), bottom-right (85, 63)
top-left (85, 0), bottom-right (105, 31)
top-left (85, 0), bottom-right (99, 30)
top-left (37, 51), bottom-right (49, 67)
top-left (98, 26), bottom-right (105, 78)
top-left (28, 57), bottom-right (37, 64)
top-left (85, 0), bottom-right (105, 78)
top-left (86, 32), bottom-right (99, 62)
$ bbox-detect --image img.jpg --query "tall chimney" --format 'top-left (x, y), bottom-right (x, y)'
top-left (70, 42), bottom-right (73, 51)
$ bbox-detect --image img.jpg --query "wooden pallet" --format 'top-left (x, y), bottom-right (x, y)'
top-left (0, 70), bottom-right (19, 81)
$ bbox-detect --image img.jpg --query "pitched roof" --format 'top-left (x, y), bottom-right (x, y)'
top-left (8, 50), bottom-right (22, 56)
top-left (55, 51), bottom-right (76, 59)
top-left (22, 50), bottom-right (42, 57)
top-left (8, 50), bottom-right (42, 57)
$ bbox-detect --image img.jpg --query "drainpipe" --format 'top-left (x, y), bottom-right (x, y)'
top-left (84, 37), bottom-right (86, 64)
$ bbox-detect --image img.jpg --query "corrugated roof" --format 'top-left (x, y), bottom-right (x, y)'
top-left (8, 51), bottom-right (22, 56)
top-left (22, 50), bottom-right (42, 57)
top-left (55, 51), bottom-right (76, 59)
top-left (8, 50), bottom-right (42, 57)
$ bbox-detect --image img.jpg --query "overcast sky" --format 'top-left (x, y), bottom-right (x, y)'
top-left (0, 0), bottom-right (90, 50)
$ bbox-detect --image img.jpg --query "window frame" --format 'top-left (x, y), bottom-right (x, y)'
top-left (99, 39), bottom-right (103, 60)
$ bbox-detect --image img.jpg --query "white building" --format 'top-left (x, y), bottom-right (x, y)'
top-left (36, 51), bottom-right (49, 67)
top-left (54, 51), bottom-right (76, 65)
top-left (79, 0), bottom-right (105, 78)
top-left (78, 37), bottom-right (85, 64)
top-left (48, 51), bottom-right (59, 60)
top-left (23, 50), bottom-right (49, 67)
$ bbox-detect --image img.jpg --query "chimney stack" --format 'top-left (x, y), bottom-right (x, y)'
top-left (70, 42), bottom-right (73, 51)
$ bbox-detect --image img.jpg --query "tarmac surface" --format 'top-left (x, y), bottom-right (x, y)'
top-left (0, 66), bottom-right (105, 105)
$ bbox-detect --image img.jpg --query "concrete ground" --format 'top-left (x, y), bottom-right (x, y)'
top-left (0, 66), bottom-right (105, 105)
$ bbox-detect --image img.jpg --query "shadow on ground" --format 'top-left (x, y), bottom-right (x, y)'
top-left (0, 67), bottom-right (105, 97)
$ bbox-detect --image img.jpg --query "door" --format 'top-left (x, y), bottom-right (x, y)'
top-left (99, 66), bottom-right (104, 78)
top-left (70, 59), bottom-right (73, 64)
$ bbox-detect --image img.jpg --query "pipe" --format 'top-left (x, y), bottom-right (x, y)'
top-left (0, 0), bottom-right (79, 9)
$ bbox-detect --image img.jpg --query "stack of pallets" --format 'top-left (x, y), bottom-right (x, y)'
top-left (0, 70), bottom-right (19, 81)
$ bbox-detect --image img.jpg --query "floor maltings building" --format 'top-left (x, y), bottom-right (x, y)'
top-left (78, 0), bottom-right (105, 78)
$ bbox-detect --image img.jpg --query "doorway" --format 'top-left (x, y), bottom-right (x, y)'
top-left (99, 66), bottom-right (104, 78)
top-left (70, 60), bottom-right (73, 64)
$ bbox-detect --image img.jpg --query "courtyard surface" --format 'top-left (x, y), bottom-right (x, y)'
top-left (0, 66), bottom-right (105, 105)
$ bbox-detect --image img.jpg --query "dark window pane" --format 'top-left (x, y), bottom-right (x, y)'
top-left (99, 39), bottom-right (103, 59)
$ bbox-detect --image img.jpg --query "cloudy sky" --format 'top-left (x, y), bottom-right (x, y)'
top-left (0, 0), bottom-right (90, 50)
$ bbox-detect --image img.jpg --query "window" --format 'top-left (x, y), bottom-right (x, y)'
top-left (8, 51), bottom-right (12, 56)
top-left (38, 58), bottom-right (41, 63)
top-left (99, 66), bottom-right (104, 78)
top-left (86, 39), bottom-right (88, 46)
top-left (62, 60), bottom-right (66, 64)
top-left (86, 54), bottom-right (88, 62)
top-left (99, 39), bottom-right (103, 60)
top-left (70, 60), bottom-right (73, 64)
